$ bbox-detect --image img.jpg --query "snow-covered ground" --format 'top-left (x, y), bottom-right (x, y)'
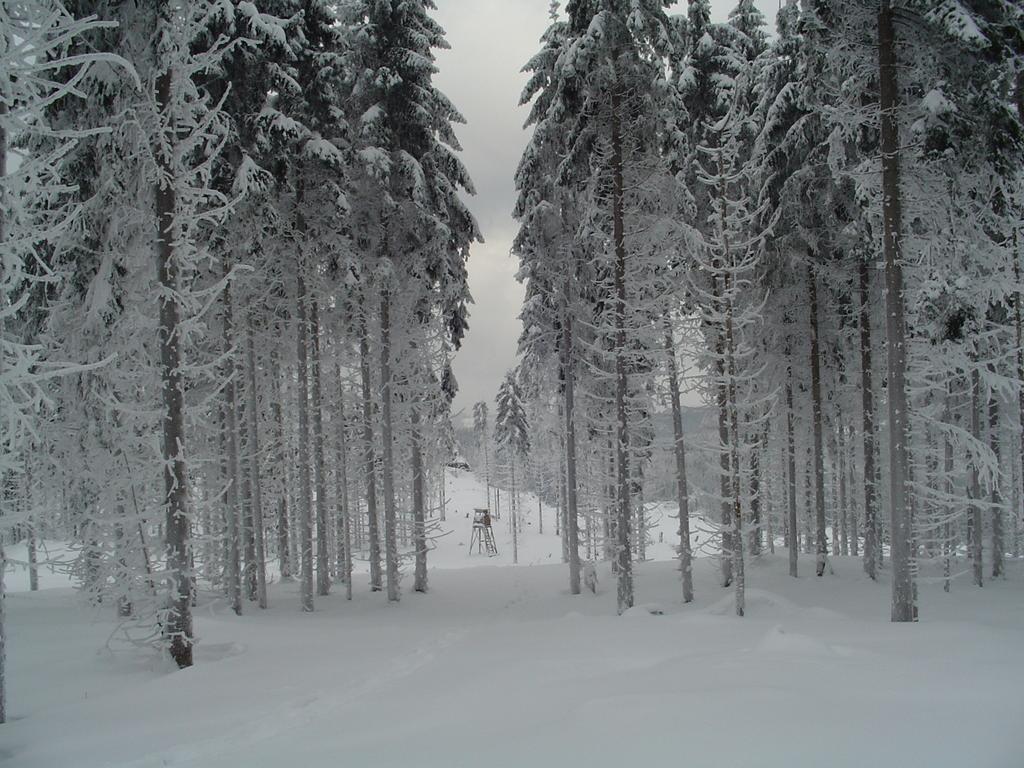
top-left (405, 465), bottom-right (719, 570)
top-left (2, 470), bottom-right (1022, 767)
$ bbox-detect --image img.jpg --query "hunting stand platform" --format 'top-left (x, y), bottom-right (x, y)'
top-left (469, 508), bottom-right (498, 556)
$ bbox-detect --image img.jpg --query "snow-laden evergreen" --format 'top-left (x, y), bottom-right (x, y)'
top-left (3, 0), bottom-right (476, 675)
top-left (512, 0), bottom-right (1024, 624)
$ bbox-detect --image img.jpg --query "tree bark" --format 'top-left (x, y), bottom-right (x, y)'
top-left (411, 407), bottom-right (428, 592)
top-left (765, 424), bottom-right (775, 554)
top-left (1015, 79), bottom-right (1024, 570)
top-left (272, 347), bottom-right (292, 581)
top-left (511, 455), bottom-right (519, 565)
top-left (359, 313), bottom-right (382, 591)
top-left (295, 270), bottom-right (315, 612)
top-left (724, 274), bottom-right (744, 616)
top-left (562, 276), bottom-right (582, 594)
top-left (714, 144), bottom-right (743, 615)
top-left (24, 458), bottom-right (38, 592)
top-left (379, 293), bottom-right (400, 602)
top-left (440, 461), bottom-right (446, 522)
top-left (155, 55), bottom-right (193, 666)
top-left (807, 262), bottom-right (828, 577)
top-left (221, 277), bottom-right (243, 618)
top-left (716, 287), bottom-right (733, 587)
top-left (849, 441), bottom-right (859, 557)
top-left (858, 255), bottom-right (878, 579)
top-left (537, 468), bottom-right (544, 534)
top-left (245, 314), bottom-right (268, 608)
top-left (309, 299), bottom-right (330, 597)
top-left (838, 423), bottom-right (849, 557)
top-left (334, 367), bottom-right (353, 600)
top-left (943, 388), bottom-right (955, 593)
top-left (970, 369), bottom-right (984, 587)
top-left (664, 322), bottom-right (693, 602)
top-left (610, 84), bottom-right (632, 614)
top-left (879, 0), bottom-right (915, 621)
top-left (240, 359), bottom-right (256, 603)
top-left (748, 420), bottom-right (761, 557)
top-left (1, 98), bottom-right (9, 719)
top-left (557, 402), bottom-right (568, 560)
top-left (785, 339), bottom-right (799, 578)
top-left (989, 395), bottom-right (1003, 578)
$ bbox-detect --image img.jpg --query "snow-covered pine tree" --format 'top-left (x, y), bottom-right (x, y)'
top-left (149, 0), bottom-right (240, 664)
top-left (554, 0), bottom-right (677, 614)
top-left (495, 370), bottom-right (530, 565)
top-left (263, 0), bottom-right (353, 611)
top-left (0, 0), bottom-right (132, 717)
top-left (198, 0), bottom-right (301, 613)
top-left (514, 0), bottom-right (586, 594)
top-left (743, 0), bottom-right (1024, 618)
top-left (341, 0), bottom-right (478, 602)
top-left (473, 401), bottom-right (491, 507)
top-left (27, 0), bottom-right (234, 664)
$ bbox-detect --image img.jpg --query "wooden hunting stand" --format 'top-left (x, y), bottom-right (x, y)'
top-left (469, 508), bottom-right (498, 556)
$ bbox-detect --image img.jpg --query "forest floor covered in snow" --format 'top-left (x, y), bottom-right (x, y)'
top-left (3, 469), bottom-right (1023, 767)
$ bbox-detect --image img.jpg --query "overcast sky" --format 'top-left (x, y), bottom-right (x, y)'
top-left (432, 0), bottom-right (777, 421)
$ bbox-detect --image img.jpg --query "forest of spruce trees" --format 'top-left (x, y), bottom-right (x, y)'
top-left (508, 0), bottom-right (1023, 618)
top-left (1, 0), bottom-right (1022, 726)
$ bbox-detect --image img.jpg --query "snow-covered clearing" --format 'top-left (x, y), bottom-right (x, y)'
top-left (2, 470), bottom-right (1022, 767)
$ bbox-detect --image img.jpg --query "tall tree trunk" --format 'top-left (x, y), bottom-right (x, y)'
top-left (785, 340), bottom-right (799, 578)
top-left (1015, 233), bottom-right (1024, 562)
top-left (804, 453), bottom-right (814, 555)
top-left (114, 516), bottom-right (133, 617)
top-left (879, 0), bottom-right (914, 621)
top-left (664, 322), bottom-right (693, 602)
top-left (849, 441), bottom-right (859, 557)
top-left (511, 455), bottom-right (519, 565)
top-left (240, 366), bottom-right (256, 603)
top-left (858, 255), bottom-right (878, 579)
top-left (807, 262), bottom-right (828, 577)
top-left (766, 424), bottom-right (775, 554)
top-left (440, 462), bottom-right (446, 522)
top-left (272, 348), bottom-right (292, 581)
top-left (379, 293), bottom-right (400, 602)
top-left (605, 443), bottom-right (615, 566)
top-left (221, 274), bottom-right (242, 616)
top-left (635, 476), bottom-right (646, 561)
top-left (411, 407), bottom-right (428, 592)
top-left (970, 369), bottom-right (984, 586)
top-left (537, 462), bottom-right (544, 534)
top-left (245, 314), bottom-right (268, 609)
top-left (557, 404), bottom-right (568, 560)
top-left (612, 83), bottom-right (632, 614)
top-left (562, 276), bottom-right (582, 594)
top-left (24, 457), bottom-right (37, 592)
top-left (155, 53), bottom-right (192, 666)
top-left (1015, 72), bottom-right (1024, 576)
top-left (359, 313), bottom-right (382, 590)
top-left (1, 98), bottom-right (9, 720)
top-left (943, 387), bottom-right (955, 593)
top-left (989, 395), bottom-right (1004, 578)
top-left (309, 299), bottom-right (330, 597)
top-left (749, 420), bottom-right (761, 557)
top-left (334, 367), bottom-right (353, 601)
top-left (722, 273), bottom-right (744, 615)
top-left (838, 423), bottom-right (849, 557)
top-left (295, 270), bottom-right (315, 612)
top-left (483, 428), bottom-right (492, 513)
top-left (716, 290), bottom-right (733, 588)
